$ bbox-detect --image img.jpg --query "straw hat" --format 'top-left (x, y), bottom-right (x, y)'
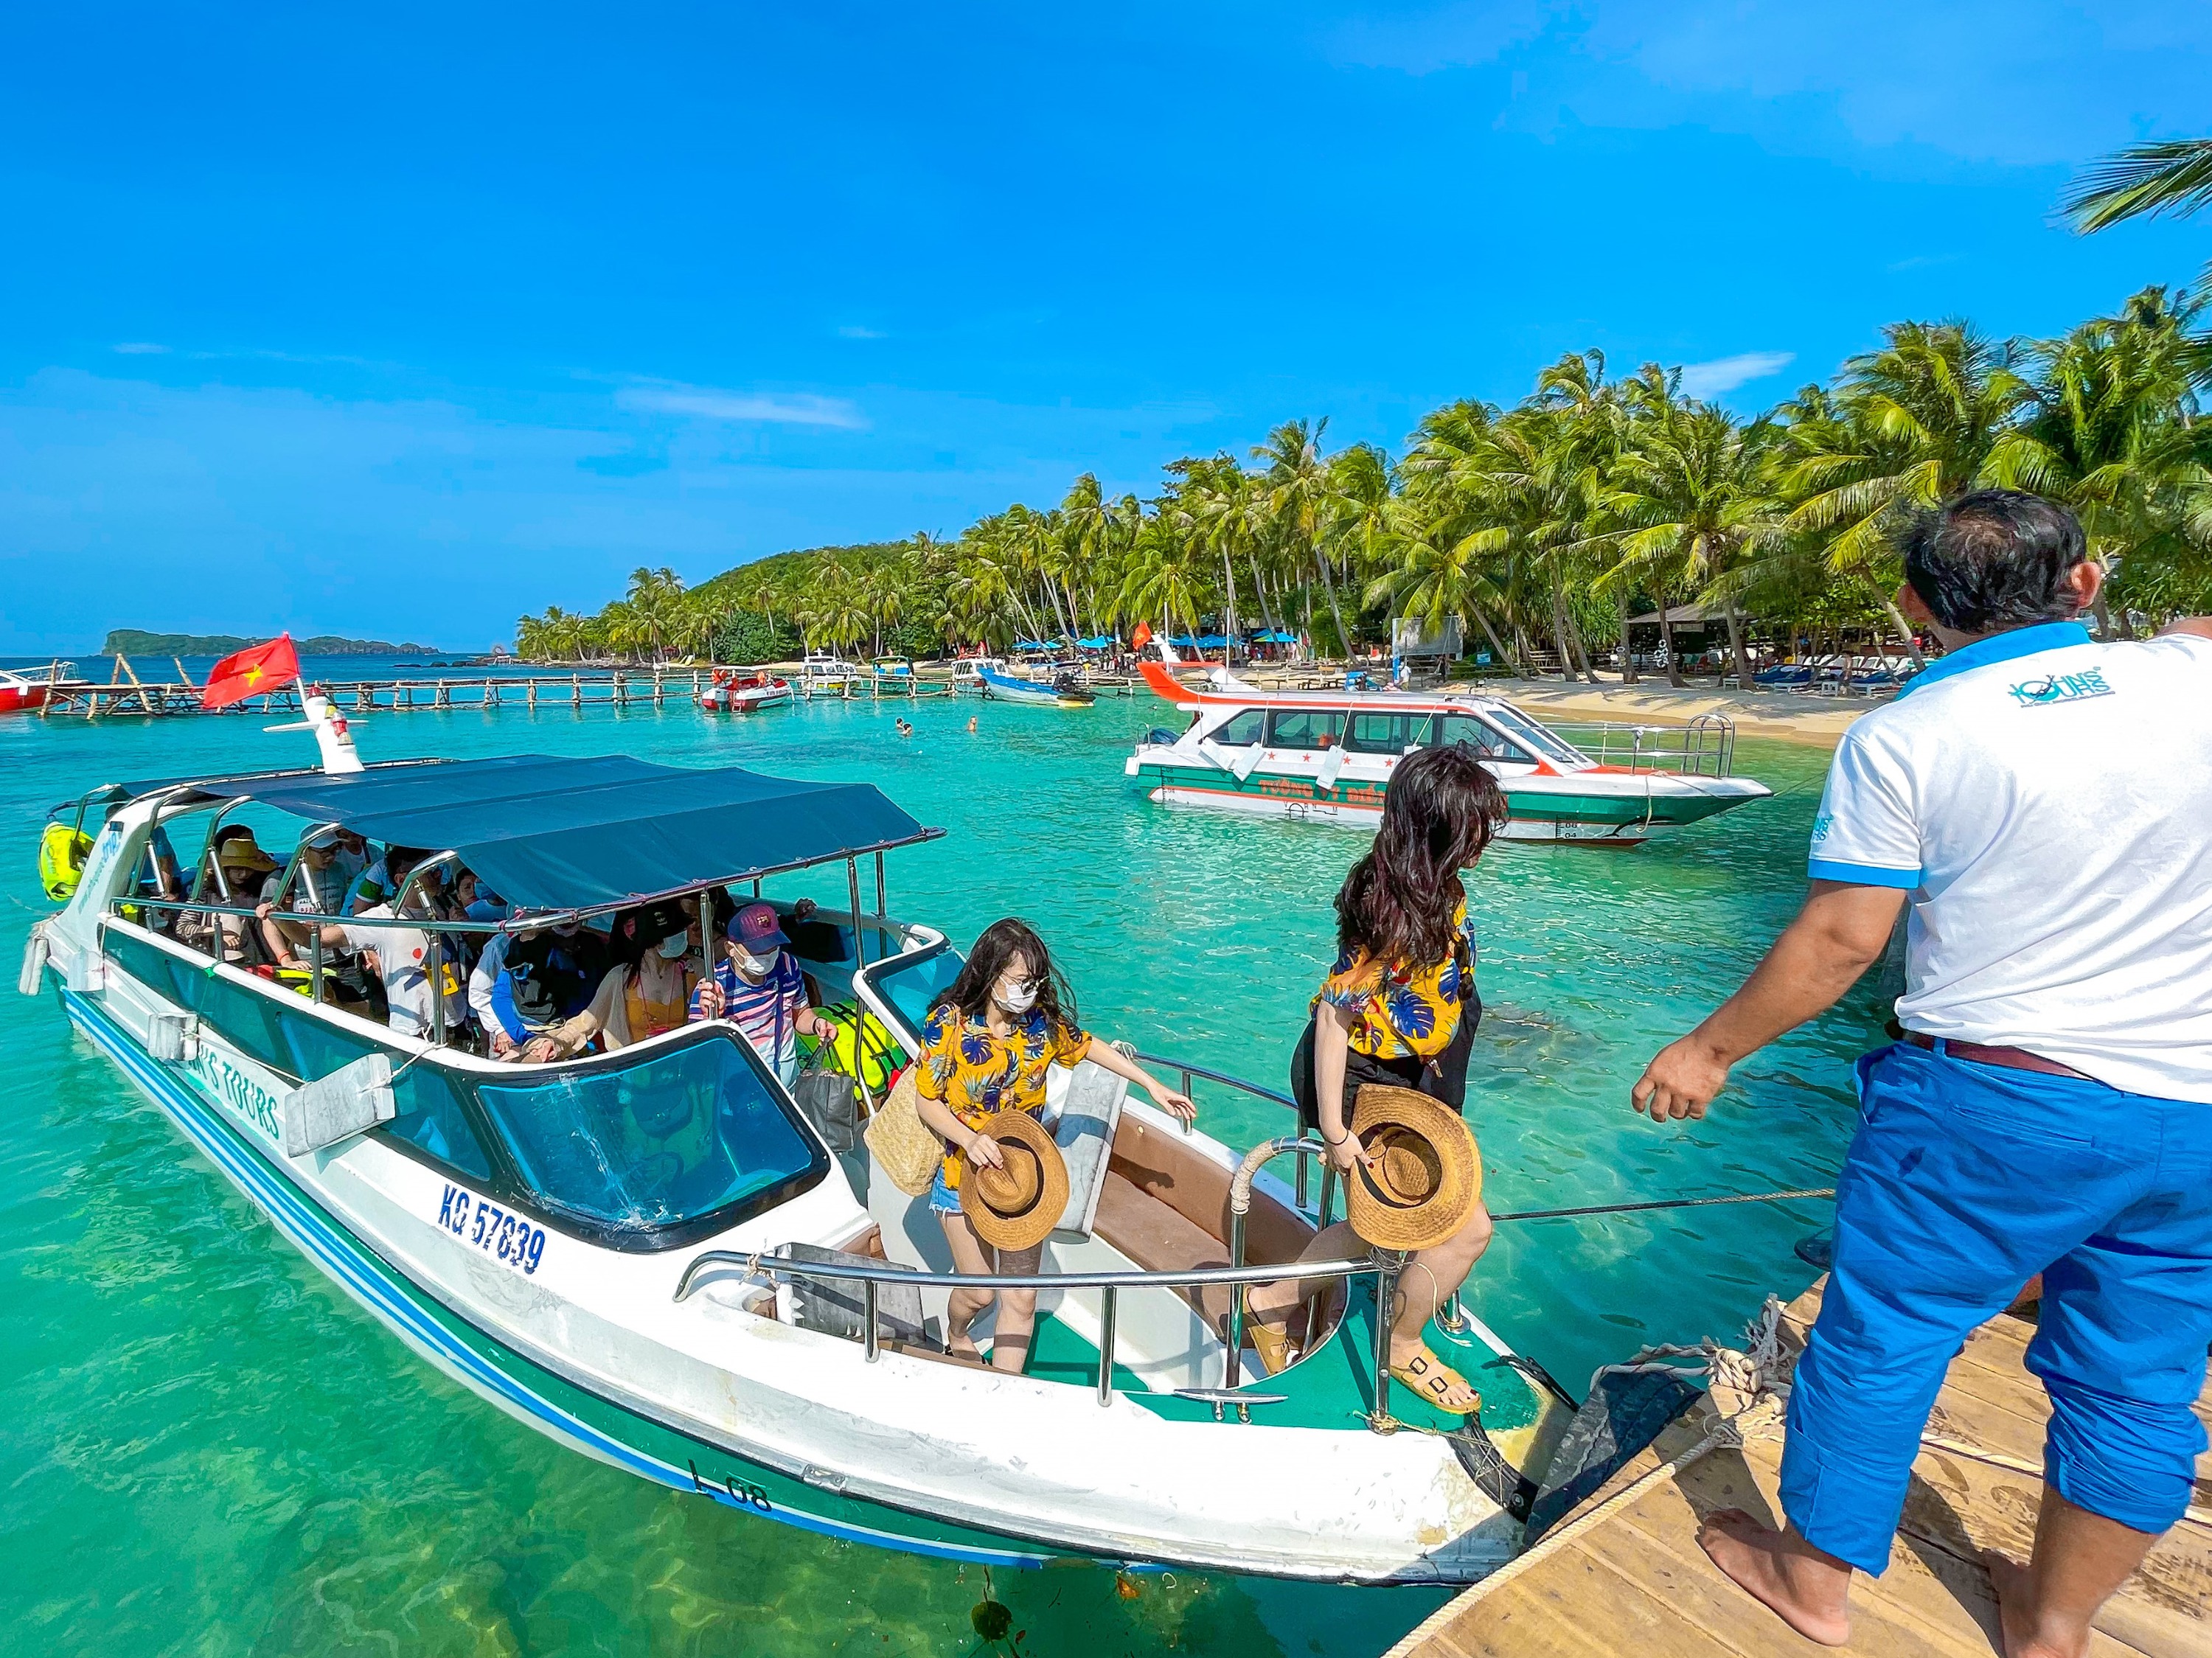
top-left (960, 1110), bottom-right (1069, 1253)
top-left (1344, 1084), bottom-right (1481, 1253)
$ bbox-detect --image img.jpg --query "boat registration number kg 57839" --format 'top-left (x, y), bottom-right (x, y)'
top-left (438, 1183), bottom-right (546, 1275)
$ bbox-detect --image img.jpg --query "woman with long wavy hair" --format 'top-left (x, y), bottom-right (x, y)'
top-left (911, 917), bottom-right (1196, 1373)
top-left (1245, 744), bottom-right (1506, 1412)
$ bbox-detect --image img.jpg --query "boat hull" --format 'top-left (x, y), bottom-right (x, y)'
top-left (0, 683), bottom-right (50, 713)
top-left (1127, 755), bottom-right (1766, 845)
top-left (978, 669), bottom-right (1093, 707)
top-left (56, 981), bottom-right (1090, 1570)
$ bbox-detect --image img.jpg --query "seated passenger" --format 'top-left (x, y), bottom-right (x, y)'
top-left (689, 902), bottom-right (838, 1087)
top-left (537, 902), bottom-right (698, 1056)
top-left (181, 832), bottom-right (280, 963)
top-left (344, 840), bottom-right (403, 914)
top-left (259, 827), bottom-right (375, 1011)
top-left (265, 846), bottom-right (466, 1040)
top-left (911, 919), bottom-right (1196, 1373)
top-left (472, 913), bottom-right (610, 1062)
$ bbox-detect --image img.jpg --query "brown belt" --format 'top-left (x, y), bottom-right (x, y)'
top-left (1902, 1031), bottom-right (2094, 1082)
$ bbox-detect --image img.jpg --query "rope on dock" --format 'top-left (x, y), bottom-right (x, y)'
top-left (1490, 1186), bottom-right (1834, 1224)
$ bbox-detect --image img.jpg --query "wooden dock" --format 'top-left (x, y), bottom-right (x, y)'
top-left (1392, 1281), bottom-right (2212, 1658)
top-left (27, 656), bottom-right (1145, 717)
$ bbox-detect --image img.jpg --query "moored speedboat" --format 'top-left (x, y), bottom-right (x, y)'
top-left (22, 710), bottom-right (1583, 1584)
top-left (978, 665), bottom-right (1095, 708)
top-left (0, 667), bottom-right (55, 714)
top-left (1125, 656), bottom-right (1770, 845)
top-left (700, 670), bottom-right (793, 713)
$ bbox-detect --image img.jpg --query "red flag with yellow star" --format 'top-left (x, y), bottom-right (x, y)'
top-left (199, 634), bottom-right (301, 710)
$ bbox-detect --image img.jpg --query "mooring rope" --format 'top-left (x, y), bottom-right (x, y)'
top-left (1490, 1186), bottom-right (1835, 1224)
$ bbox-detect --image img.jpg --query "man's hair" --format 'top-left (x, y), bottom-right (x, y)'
top-left (1900, 490), bottom-right (2088, 633)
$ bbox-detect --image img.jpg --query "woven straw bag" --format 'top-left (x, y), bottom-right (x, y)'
top-left (864, 1068), bottom-right (943, 1197)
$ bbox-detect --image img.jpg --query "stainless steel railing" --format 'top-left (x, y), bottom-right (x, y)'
top-left (1543, 712), bottom-right (1738, 779)
top-left (672, 1248), bottom-right (1379, 1414)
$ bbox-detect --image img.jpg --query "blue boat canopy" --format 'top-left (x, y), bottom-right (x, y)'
top-left (164, 754), bottom-right (937, 911)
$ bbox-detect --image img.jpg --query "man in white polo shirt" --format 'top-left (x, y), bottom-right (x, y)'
top-left (1632, 490), bottom-right (2212, 1653)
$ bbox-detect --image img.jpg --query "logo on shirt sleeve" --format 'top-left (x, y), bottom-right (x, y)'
top-left (2008, 668), bottom-right (2113, 707)
top-left (1810, 812), bottom-right (1834, 843)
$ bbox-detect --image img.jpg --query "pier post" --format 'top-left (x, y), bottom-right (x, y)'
top-left (527, 680), bottom-right (538, 710)
top-left (571, 674), bottom-right (581, 708)
top-left (653, 667), bottom-right (664, 707)
top-left (435, 680), bottom-right (451, 708)
top-left (613, 671), bottom-right (625, 707)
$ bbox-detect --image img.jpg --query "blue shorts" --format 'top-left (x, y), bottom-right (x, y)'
top-left (1782, 1041), bottom-right (2212, 1575)
top-left (928, 1167), bottom-right (961, 1216)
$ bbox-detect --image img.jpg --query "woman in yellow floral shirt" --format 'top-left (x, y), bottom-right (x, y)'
top-left (913, 917), bottom-right (1195, 1373)
top-left (1253, 746), bottom-right (1507, 1412)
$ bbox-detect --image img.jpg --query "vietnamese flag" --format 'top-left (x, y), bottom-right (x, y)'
top-left (200, 634), bottom-right (302, 710)
top-left (1131, 621), bottom-right (1152, 650)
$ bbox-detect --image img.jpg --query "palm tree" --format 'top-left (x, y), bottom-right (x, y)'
top-left (1986, 288), bottom-right (2212, 633)
top-left (1598, 391), bottom-right (1780, 686)
top-left (2062, 139), bottom-right (2212, 231)
top-left (1254, 419), bottom-right (1353, 658)
top-left (1778, 321), bottom-right (2029, 658)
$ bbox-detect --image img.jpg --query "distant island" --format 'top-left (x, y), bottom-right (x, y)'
top-left (101, 630), bottom-right (444, 657)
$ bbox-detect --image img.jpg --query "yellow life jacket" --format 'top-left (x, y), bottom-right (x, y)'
top-left (820, 1007), bottom-right (905, 1093)
top-left (38, 823), bottom-right (94, 902)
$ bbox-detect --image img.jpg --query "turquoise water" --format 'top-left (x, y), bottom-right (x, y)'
top-left (0, 684), bottom-right (1868, 1657)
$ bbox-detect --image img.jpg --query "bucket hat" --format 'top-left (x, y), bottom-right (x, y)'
top-left (960, 1110), bottom-right (1070, 1253)
top-left (1344, 1084), bottom-right (1481, 1253)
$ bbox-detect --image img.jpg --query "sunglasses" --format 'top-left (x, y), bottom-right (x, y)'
top-left (998, 973), bottom-right (1042, 995)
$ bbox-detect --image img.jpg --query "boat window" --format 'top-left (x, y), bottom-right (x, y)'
top-left (474, 1031), bottom-right (823, 1236)
top-left (1483, 705), bottom-right (1591, 767)
top-left (1209, 709), bottom-right (1267, 748)
top-left (1265, 708), bottom-right (1346, 750)
top-left (1430, 713), bottom-right (1534, 764)
top-left (1343, 712), bottom-right (1427, 756)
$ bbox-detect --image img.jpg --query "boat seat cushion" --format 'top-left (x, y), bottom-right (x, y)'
top-left (1093, 1170), bottom-right (1233, 1336)
top-left (775, 1242), bottom-right (931, 1348)
top-left (1048, 1059), bottom-right (1127, 1243)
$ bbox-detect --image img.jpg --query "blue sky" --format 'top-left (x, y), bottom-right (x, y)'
top-left (2, 2), bottom-right (2208, 653)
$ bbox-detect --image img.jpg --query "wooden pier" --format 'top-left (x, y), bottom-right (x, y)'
top-left (1391, 1280), bottom-right (2211, 1658)
top-left (28, 656), bottom-right (1145, 717)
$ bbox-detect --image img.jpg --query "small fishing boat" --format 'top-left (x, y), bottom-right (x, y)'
top-left (978, 664), bottom-right (1095, 708)
top-left (0, 667), bottom-right (54, 714)
top-left (700, 670), bottom-right (793, 714)
top-left (22, 699), bottom-right (1601, 1585)
top-left (1126, 652), bottom-right (1769, 845)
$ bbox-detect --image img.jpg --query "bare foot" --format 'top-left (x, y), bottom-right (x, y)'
top-left (1984, 1549), bottom-right (2080, 1658)
top-left (1697, 1509), bottom-right (1853, 1648)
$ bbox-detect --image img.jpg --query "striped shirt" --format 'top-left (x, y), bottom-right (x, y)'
top-left (690, 953), bottom-right (807, 1072)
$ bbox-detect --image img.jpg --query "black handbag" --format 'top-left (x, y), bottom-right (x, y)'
top-left (787, 1005), bottom-right (860, 1152)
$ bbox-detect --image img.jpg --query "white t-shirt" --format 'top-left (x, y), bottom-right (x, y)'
top-left (1809, 621), bottom-right (2212, 1103)
top-left (341, 903), bottom-right (468, 1039)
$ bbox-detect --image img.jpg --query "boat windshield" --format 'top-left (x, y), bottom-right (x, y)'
top-left (474, 1031), bottom-right (824, 1236)
top-left (1482, 706), bottom-right (1590, 768)
top-left (856, 943), bottom-right (964, 1044)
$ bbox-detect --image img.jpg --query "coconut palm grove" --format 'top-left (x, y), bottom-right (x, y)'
top-left (514, 288), bottom-right (2212, 684)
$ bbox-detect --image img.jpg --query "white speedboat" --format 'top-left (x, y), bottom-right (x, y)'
top-left (1126, 655), bottom-right (1770, 846)
top-left (22, 705), bottom-right (1590, 1585)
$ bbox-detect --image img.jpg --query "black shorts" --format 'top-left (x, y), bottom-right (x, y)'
top-left (1289, 990), bottom-right (1477, 1131)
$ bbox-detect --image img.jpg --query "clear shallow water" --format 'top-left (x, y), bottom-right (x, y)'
top-left (0, 689), bottom-right (1868, 1657)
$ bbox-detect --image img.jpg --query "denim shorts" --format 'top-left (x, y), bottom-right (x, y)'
top-left (928, 1167), bottom-right (961, 1216)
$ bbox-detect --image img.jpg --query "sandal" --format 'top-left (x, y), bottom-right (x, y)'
top-left (1390, 1345), bottom-right (1481, 1416)
top-left (1247, 1317), bottom-right (1299, 1376)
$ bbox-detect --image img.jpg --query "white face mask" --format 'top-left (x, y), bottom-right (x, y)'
top-left (733, 945), bottom-right (777, 980)
top-left (656, 933), bottom-right (691, 961)
top-left (994, 978), bottom-right (1038, 1015)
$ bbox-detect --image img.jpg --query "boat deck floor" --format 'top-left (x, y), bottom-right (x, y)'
top-left (1389, 1279), bottom-right (2212, 1658)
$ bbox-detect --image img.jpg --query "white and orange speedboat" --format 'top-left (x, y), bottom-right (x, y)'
top-left (1124, 655), bottom-right (1770, 846)
top-left (700, 670), bottom-right (793, 714)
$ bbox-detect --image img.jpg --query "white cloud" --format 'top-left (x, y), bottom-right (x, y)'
top-left (1679, 350), bottom-right (1795, 397)
top-left (616, 382), bottom-right (866, 428)
top-left (836, 324), bottom-right (888, 339)
top-left (112, 341), bottom-right (170, 355)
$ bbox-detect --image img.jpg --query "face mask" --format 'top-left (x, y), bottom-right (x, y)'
top-left (656, 933), bottom-right (690, 961)
top-left (994, 980), bottom-right (1038, 1014)
top-left (733, 945), bottom-right (776, 980)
